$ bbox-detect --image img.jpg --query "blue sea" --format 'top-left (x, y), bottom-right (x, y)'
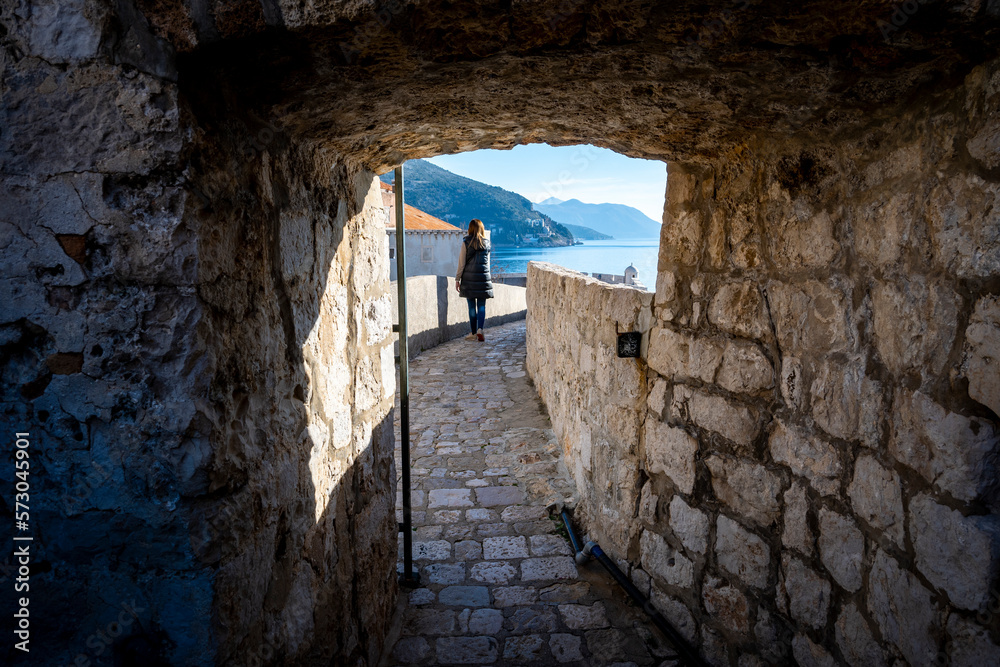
top-left (491, 238), bottom-right (661, 287)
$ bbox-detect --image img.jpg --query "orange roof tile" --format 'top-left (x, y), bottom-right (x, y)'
top-left (397, 204), bottom-right (463, 231)
top-left (381, 181), bottom-right (463, 231)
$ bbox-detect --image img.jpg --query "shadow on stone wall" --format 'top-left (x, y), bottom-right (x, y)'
top-left (0, 51), bottom-right (398, 666)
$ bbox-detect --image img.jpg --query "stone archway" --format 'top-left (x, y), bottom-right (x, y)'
top-left (2, 1), bottom-right (999, 665)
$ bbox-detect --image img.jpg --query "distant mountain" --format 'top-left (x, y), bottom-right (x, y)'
top-left (562, 224), bottom-right (613, 240)
top-left (538, 196), bottom-right (565, 205)
top-left (381, 160), bottom-right (574, 247)
top-left (532, 199), bottom-right (661, 239)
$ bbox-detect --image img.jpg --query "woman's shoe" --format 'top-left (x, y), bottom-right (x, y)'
top-left (465, 332), bottom-right (478, 341)
top-left (477, 328), bottom-right (485, 342)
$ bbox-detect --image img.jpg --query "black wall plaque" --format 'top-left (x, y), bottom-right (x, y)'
top-left (617, 331), bottom-right (641, 358)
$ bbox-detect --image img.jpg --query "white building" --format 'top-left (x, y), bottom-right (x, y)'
top-left (382, 182), bottom-right (466, 280)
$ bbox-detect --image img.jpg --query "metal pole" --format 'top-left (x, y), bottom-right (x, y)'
top-left (394, 166), bottom-right (419, 587)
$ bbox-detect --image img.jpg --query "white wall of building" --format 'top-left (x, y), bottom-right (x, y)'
top-left (387, 230), bottom-right (464, 280)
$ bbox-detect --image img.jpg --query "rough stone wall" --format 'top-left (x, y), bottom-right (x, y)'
top-left (527, 59), bottom-right (1000, 666)
top-left (525, 263), bottom-right (654, 558)
top-left (1, 1), bottom-right (396, 664)
top-left (184, 128), bottom-right (398, 666)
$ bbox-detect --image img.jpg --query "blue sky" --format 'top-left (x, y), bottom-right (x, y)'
top-left (425, 144), bottom-right (667, 222)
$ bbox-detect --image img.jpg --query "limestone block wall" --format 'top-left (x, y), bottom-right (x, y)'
top-left (0, 2), bottom-right (396, 664)
top-left (527, 58), bottom-right (1000, 666)
top-left (526, 263), bottom-right (653, 557)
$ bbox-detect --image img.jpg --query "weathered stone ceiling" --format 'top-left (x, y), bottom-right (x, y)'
top-left (159, 0), bottom-right (1000, 169)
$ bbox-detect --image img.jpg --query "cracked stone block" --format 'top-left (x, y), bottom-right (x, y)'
top-left (468, 608), bottom-right (503, 635)
top-left (445, 525), bottom-right (476, 540)
top-left (483, 535), bottom-right (528, 559)
top-left (780, 554), bottom-right (830, 629)
top-left (847, 454), bottom-right (905, 547)
top-left (470, 561), bottom-right (516, 584)
top-left (769, 420), bottom-right (841, 496)
top-left (502, 634), bottom-right (545, 661)
top-left (909, 493), bottom-right (1000, 610)
top-left (475, 486), bottom-right (525, 506)
top-left (428, 488), bottom-right (474, 508)
top-left (435, 637), bottom-right (499, 664)
top-left (454, 540), bottom-right (483, 560)
top-left (508, 608), bottom-right (557, 634)
top-left (424, 563), bottom-right (465, 585)
top-left (520, 557), bottom-right (579, 581)
top-left (715, 516), bottom-right (770, 589)
top-left (439, 585), bottom-right (490, 607)
top-left (558, 603), bottom-right (609, 630)
top-left (868, 548), bottom-right (938, 666)
top-left (493, 586), bottom-right (539, 607)
top-left (393, 636), bottom-right (430, 664)
top-left (818, 509), bottom-right (864, 592)
top-left (675, 385), bottom-right (760, 447)
top-left (640, 530), bottom-right (694, 588)
top-left (550, 633), bottom-right (584, 663)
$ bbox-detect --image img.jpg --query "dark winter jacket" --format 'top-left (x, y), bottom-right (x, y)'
top-left (457, 236), bottom-right (494, 299)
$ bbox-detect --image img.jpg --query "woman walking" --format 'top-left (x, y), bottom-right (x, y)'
top-left (455, 218), bottom-right (494, 341)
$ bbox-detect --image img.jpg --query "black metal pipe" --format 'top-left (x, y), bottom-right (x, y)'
top-left (395, 166), bottom-right (418, 587)
top-left (560, 509), bottom-right (583, 555)
top-left (587, 542), bottom-right (706, 667)
top-left (559, 512), bottom-right (705, 667)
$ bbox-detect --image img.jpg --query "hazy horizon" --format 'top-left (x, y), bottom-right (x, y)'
top-left (425, 144), bottom-right (667, 222)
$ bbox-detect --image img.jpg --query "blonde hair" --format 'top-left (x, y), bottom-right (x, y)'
top-left (468, 219), bottom-right (487, 250)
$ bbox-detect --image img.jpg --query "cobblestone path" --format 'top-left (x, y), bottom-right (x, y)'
top-left (387, 321), bottom-right (676, 666)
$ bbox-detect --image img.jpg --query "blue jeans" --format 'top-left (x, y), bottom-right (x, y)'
top-left (467, 298), bottom-right (486, 333)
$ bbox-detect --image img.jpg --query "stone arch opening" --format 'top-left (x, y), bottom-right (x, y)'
top-left (4, 1), bottom-right (1000, 665)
